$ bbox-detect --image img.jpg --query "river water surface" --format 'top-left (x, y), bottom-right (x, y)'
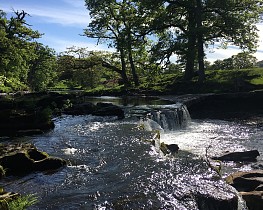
top-left (0, 97), bottom-right (262, 209)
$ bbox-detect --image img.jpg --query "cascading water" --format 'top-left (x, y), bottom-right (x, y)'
top-left (0, 97), bottom-right (257, 209)
top-left (143, 103), bottom-right (191, 131)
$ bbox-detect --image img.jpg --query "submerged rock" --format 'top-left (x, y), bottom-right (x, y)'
top-left (0, 144), bottom-right (66, 177)
top-left (226, 170), bottom-right (263, 210)
top-left (212, 150), bottom-right (260, 162)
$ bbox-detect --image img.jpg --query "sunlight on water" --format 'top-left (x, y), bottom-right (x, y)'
top-left (1, 106), bottom-right (261, 209)
top-left (160, 120), bottom-right (254, 158)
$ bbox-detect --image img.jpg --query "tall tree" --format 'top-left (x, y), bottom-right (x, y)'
top-left (141, 0), bottom-right (262, 82)
top-left (0, 9), bottom-right (42, 90)
top-left (84, 0), bottom-right (152, 86)
top-left (28, 43), bottom-right (58, 91)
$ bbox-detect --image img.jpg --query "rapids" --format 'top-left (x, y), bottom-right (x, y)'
top-left (1, 96), bottom-right (261, 209)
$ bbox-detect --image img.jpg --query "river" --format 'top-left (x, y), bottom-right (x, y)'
top-left (1, 96), bottom-right (262, 209)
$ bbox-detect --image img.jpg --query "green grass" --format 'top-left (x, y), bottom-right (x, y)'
top-left (0, 194), bottom-right (37, 210)
top-left (165, 68), bottom-right (263, 94)
top-left (79, 68), bottom-right (263, 95)
top-left (7, 195), bottom-right (38, 210)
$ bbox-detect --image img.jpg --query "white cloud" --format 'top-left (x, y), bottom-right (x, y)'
top-left (1, 2), bottom-right (90, 27)
top-left (206, 23), bottom-right (263, 63)
top-left (41, 35), bottom-right (114, 53)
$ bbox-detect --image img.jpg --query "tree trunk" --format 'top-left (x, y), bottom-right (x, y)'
top-left (127, 31), bottom-right (139, 86)
top-left (184, 10), bottom-right (196, 81)
top-left (196, 0), bottom-right (205, 83)
top-left (119, 48), bottom-right (129, 86)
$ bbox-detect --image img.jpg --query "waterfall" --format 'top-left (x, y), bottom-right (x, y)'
top-left (142, 104), bottom-right (191, 131)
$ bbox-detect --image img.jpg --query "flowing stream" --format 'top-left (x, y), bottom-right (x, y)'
top-left (0, 96), bottom-right (262, 209)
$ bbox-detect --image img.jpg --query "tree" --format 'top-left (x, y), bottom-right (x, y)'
top-left (140, 0), bottom-right (262, 82)
top-left (232, 52), bottom-right (257, 69)
top-left (256, 60), bottom-right (263, 68)
top-left (28, 43), bottom-right (58, 91)
top-left (0, 9), bottom-right (42, 91)
top-left (84, 0), bottom-right (154, 86)
top-left (210, 52), bottom-right (257, 70)
top-left (57, 48), bottom-right (122, 89)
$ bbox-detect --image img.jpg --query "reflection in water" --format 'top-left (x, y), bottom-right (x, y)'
top-left (0, 108), bottom-right (261, 209)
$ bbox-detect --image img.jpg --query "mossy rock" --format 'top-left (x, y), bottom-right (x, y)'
top-left (0, 144), bottom-right (66, 177)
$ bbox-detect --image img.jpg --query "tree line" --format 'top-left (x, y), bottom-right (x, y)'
top-left (0, 0), bottom-right (262, 92)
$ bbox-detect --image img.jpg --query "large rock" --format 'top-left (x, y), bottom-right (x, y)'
top-left (0, 144), bottom-right (66, 177)
top-left (0, 109), bottom-right (54, 136)
top-left (212, 150), bottom-right (260, 162)
top-left (226, 170), bottom-right (263, 210)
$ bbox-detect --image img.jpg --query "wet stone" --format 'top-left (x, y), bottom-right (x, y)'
top-left (0, 143), bottom-right (66, 177)
top-left (226, 170), bottom-right (263, 210)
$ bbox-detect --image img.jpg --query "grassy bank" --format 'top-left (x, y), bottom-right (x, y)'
top-left (84, 68), bottom-right (263, 96)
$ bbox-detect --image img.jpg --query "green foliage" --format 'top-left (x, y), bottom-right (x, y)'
top-left (141, 0), bottom-right (262, 81)
top-left (7, 194), bottom-right (38, 210)
top-left (28, 44), bottom-right (58, 91)
top-left (56, 49), bottom-right (120, 90)
top-left (84, 0), bottom-right (163, 86)
top-left (210, 52), bottom-right (258, 70)
top-left (0, 10), bottom-right (57, 92)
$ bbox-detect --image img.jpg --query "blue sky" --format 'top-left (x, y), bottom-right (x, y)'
top-left (1, 0), bottom-right (263, 63)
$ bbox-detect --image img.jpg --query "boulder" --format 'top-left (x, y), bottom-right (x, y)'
top-left (226, 170), bottom-right (263, 210)
top-left (0, 152), bottom-right (34, 175)
top-left (0, 144), bottom-right (66, 177)
top-left (212, 150), bottom-right (260, 162)
top-left (34, 157), bottom-right (67, 172)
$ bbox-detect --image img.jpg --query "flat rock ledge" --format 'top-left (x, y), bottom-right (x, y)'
top-left (226, 170), bottom-right (263, 210)
top-left (0, 143), bottom-right (67, 177)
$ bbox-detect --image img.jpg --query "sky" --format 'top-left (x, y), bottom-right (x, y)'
top-left (1, 0), bottom-right (263, 63)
